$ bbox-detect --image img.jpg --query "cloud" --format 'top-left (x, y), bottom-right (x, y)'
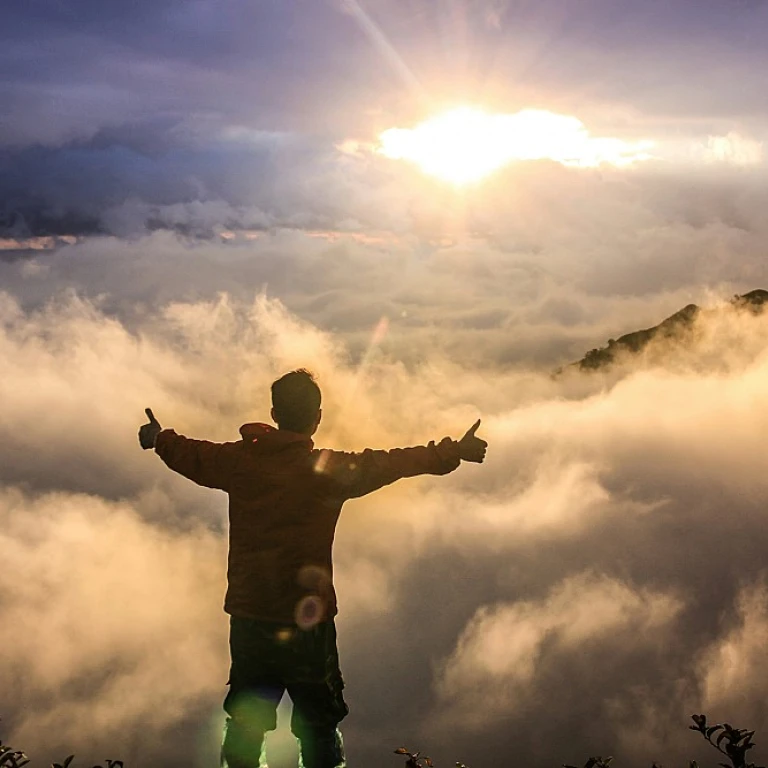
top-left (0, 487), bottom-right (227, 767)
top-left (433, 573), bottom-right (683, 728)
top-left (2, 282), bottom-right (768, 767)
top-left (4, 149), bottom-right (768, 353)
top-left (701, 132), bottom-right (764, 166)
top-left (0, 1), bottom-right (372, 148)
top-left (700, 580), bottom-right (768, 719)
top-left (4, 1), bottom-right (768, 765)
top-left (3, 0), bottom-right (768, 248)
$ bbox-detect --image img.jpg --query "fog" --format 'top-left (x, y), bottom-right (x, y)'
top-left (4, 0), bottom-right (768, 764)
top-left (2, 254), bottom-right (768, 766)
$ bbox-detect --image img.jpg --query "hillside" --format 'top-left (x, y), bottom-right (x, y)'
top-left (572, 289), bottom-right (768, 372)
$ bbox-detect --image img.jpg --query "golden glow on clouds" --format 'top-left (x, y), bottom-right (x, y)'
top-left (377, 107), bottom-right (655, 184)
top-left (703, 132), bottom-right (763, 165)
top-left (0, 235), bottom-right (77, 250)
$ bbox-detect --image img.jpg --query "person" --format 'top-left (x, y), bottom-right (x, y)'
top-left (138, 369), bottom-right (487, 768)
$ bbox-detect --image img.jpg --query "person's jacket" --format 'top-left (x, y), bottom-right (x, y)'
top-left (155, 422), bottom-right (462, 624)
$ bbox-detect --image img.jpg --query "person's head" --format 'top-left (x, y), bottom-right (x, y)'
top-left (270, 369), bottom-right (322, 435)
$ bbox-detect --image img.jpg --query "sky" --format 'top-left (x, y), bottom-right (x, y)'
top-left (3, 1), bottom-right (768, 767)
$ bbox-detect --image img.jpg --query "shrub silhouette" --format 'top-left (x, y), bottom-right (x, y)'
top-left (1, 711), bottom-right (763, 767)
top-left (394, 747), bottom-right (435, 767)
top-left (563, 716), bottom-right (766, 768)
top-left (0, 721), bottom-right (123, 768)
top-left (688, 714), bottom-right (764, 768)
top-left (395, 714), bottom-right (766, 768)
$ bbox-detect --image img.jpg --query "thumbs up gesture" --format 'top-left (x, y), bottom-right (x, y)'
top-left (138, 408), bottom-right (163, 450)
top-left (457, 419), bottom-right (487, 463)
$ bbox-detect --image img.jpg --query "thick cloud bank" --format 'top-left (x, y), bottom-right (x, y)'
top-left (2, 277), bottom-right (768, 767)
top-left (4, 0), bottom-right (768, 764)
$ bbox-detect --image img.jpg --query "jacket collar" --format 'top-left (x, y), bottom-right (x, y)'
top-left (239, 422), bottom-right (314, 448)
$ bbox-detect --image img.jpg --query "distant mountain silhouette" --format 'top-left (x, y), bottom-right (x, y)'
top-left (570, 289), bottom-right (768, 372)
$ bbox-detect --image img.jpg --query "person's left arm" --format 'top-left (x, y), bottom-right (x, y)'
top-left (317, 420), bottom-right (486, 499)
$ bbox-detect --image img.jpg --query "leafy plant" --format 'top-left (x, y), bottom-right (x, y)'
top-left (0, 721), bottom-right (123, 768)
top-left (564, 757), bottom-right (614, 768)
top-left (395, 714), bottom-right (765, 768)
top-left (394, 747), bottom-right (434, 767)
top-left (0, 741), bottom-right (30, 768)
top-left (394, 746), bottom-right (471, 768)
top-left (689, 714), bottom-right (765, 768)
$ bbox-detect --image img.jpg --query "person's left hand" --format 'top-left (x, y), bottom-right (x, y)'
top-left (139, 408), bottom-right (162, 450)
top-left (458, 419), bottom-right (487, 463)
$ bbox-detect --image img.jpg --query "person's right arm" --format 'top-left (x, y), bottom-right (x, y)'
top-left (138, 408), bottom-right (240, 491)
top-left (317, 420), bottom-right (487, 498)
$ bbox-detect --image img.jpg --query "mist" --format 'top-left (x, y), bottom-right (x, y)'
top-left (4, 1), bottom-right (768, 764)
top-left (2, 268), bottom-right (768, 766)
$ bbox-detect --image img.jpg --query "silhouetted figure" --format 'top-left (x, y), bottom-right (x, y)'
top-left (138, 369), bottom-right (487, 768)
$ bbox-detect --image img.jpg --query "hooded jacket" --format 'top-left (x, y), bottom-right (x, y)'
top-left (154, 423), bottom-right (462, 624)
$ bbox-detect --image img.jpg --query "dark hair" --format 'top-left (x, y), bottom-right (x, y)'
top-left (271, 369), bottom-right (322, 433)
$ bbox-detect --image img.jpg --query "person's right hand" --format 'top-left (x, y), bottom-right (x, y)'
top-left (457, 419), bottom-right (487, 463)
top-left (139, 408), bottom-right (162, 450)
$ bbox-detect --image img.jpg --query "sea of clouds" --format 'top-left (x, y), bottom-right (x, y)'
top-left (3, 154), bottom-right (768, 768)
top-left (4, 0), bottom-right (768, 764)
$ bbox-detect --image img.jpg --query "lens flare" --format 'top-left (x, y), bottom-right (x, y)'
top-left (295, 596), bottom-right (324, 630)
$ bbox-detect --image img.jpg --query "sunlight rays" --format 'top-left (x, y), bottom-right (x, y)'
top-left (339, 0), bottom-right (425, 98)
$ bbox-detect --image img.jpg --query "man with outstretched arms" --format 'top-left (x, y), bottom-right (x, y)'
top-left (138, 369), bottom-right (487, 768)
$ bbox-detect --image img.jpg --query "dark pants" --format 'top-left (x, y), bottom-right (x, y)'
top-left (221, 617), bottom-right (348, 768)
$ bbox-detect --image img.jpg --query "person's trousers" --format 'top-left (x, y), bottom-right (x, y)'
top-left (221, 616), bottom-right (348, 768)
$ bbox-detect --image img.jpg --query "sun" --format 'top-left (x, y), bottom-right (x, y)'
top-left (376, 106), bottom-right (654, 185)
top-left (377, 107), bottom-right (517, 185)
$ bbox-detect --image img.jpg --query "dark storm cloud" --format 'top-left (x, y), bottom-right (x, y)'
top-left (0, 133), bottom-right (278, 237)
top-left (0, 125), bottom-right (411, 238)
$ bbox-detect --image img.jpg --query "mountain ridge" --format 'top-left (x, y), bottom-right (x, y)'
top-left (569, 289), bottom-right (768, 372)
